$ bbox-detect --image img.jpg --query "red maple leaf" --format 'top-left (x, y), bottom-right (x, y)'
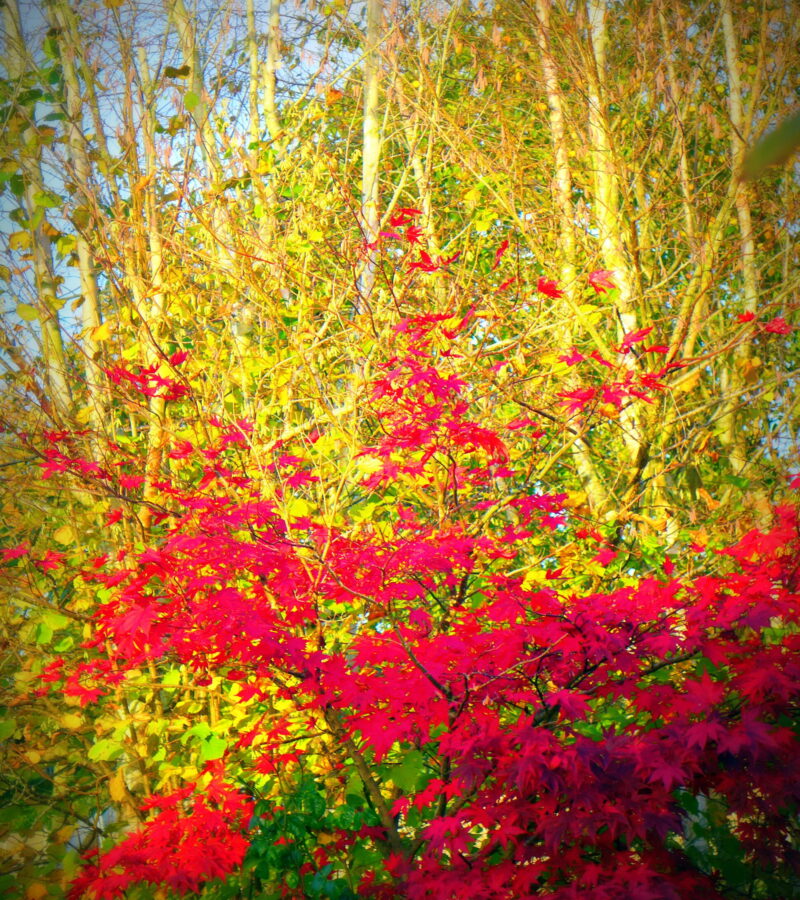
top-left (35, 549), bottom-right (66, 572)
top-left (1, 542), bottom-right (30, 561)
top-left (492, 238), bottom-right (509, 269)
top-left (119, 473), bottom-right (145, 490)
top-left (560, 348), bottom-right (585, 366)
top-left (588, 269), bottom-right (616, 293)
top-left (389, 206), bottom-right (423, 227)
top-left (537, 276), bottom-right (563, 298)
top-left (408, 251), bottom-right (438, 273)
top-left (593, 548), bottom-right (618, 567)
top-left (764, 316), bottom-right (793, 335)
top-left (645, 755), bottom-right (686, 790)
top-left (618, 326), bottom-right (654, 352)
top-left (105, 508), bottom-right (124, 526)
top-left (423, 814), bottom-right (465, 851)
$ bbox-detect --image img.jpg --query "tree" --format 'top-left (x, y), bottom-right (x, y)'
top-left (0, 1), bottom-right (798, 897)
top-left (13, 257), bottom-right (800, 897)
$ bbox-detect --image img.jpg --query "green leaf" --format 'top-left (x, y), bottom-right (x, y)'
top-left (199, 734), bottom-right (227, 762)
top-left (0, 717), bottom-right (17, 740)
top-left (345, 772), bottom-right (363, 797)
top-left (184, 721), bottom-right (211, 742)
top-left (743, 111), bottom-right (800, 180)
top-left (33, 189), bottom-right (62, 209)
top-left (723, 474), bottom-right (749, 490)
top-left (165, 64), bottom-right (191, 78)
top-left (162, 668), bottom-right (182, 687)
top-left (184, 91), bottom-right (200, 112)
top-left (685, 466), bottom-right (702, 501)
top-left (42, 610), bottom-right (69, 631)
top-left (388, 750), bottom-right (424, 791)
top-left (34, 622), bottom-right (53, 645)
top-left (42, 35), bottom-right (59, 60)
top-left (56, 234), bottom-right (77, 257)
top-left (88, 739), bottom-right (123, 761)
top-left (17, 303), bottom-right (39, 321)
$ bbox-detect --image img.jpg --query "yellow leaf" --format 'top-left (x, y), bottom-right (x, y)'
top-left (26, 884), bottom-right (48, 900)
top-left (521, 568), bottom-right (546, 590)
top-left (54, 825), bottom-right (74, 844)
top-left (17, 303), bottom-right (39, 322)
top-left (109, 768), bottom-right (126, 802)
top-left (740, 356), bottom-right (762, 384)
top-left (563, 490), bottom-right (587, 509)
top-left (355, 456), bottom-right (382, 476)
top-left (325, 88), bottom-right (344, 106)
top-left (287, 497), bottom-right (311, 519)
top-left (9, 231), bottom-right (32, 251)
top-left (132, 172), bottom-right (155, 194)
top-left (61, 712), bottom-right (82, 730)
top-left (674, 370), bottom-right (701, 393)
top-left (577, 303), bottom-right (602, 325)
top-left (599, 402), bottom-right (619, 419)
top-left (91, 320), bottom-right (113, 342)
top-left (53, 525), bottom-right (76, 545)
top-left (698, 488), bottom-right (721, 510)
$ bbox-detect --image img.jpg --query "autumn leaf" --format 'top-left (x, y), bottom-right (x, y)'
top-left (492, 238), bottom-right (509, 269)
top-left (618, 326), bottom-right (654, 352)
top-left (764, 316), bottom-right (793, 335)
top-left (536, 276), bottom-right (563, 298)
top-left (587, 269), bottom-right (616, 293)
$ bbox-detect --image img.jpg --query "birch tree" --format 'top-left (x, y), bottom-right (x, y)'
top-left (3, 0), bottom-right (71, 419)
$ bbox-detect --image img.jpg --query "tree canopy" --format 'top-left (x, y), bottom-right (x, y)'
top-left (1, 1), bottom-right (799, 898)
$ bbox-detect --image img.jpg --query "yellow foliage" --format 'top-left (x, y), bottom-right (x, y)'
top-left (60, 713), bottom-right (82, 730)
top-left (90, 320), bottom-right (114, 343)
top-left (53, 525), bottom-right (76, 545)
top-left (109, 768), bottom-right (127, 802)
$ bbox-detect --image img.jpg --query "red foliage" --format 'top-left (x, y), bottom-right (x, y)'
top-left (21, 261), bottom-right (800, 898)
top-left (67, 772), bottom-right (253, 899)
top-left (587, 269), bottom-right (617, 294)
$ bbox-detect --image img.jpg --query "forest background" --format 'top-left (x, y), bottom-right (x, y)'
top-left (1, 0), bottom-right (800, 897)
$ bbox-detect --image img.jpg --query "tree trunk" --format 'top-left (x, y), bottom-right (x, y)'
top-left (3, 0), bottom-right (71, 420)
top-left (717, 0), bottom-right (758, 478)
top-left (359, 0), bottom-right (383, 312)
top-left (263, 0), bottom-right (282, 145)
top-left (534, 0), bottom-right (609, 517)
top-left (49, 0), bottom-right (105, 428)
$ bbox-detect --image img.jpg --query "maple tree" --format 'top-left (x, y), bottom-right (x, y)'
top-left (4, 219), bottom-right (800, 898)
top-left (1, 0), bottom-right (800, 898)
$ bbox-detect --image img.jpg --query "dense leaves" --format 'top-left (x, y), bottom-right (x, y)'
top-left (2, 1), bottom-right (799, 896)
top-left (9, 298), bottom-right (800, 899)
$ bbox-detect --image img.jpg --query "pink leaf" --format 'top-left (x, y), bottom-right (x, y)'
top-left (588, 269), bottom-right (616, 293)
